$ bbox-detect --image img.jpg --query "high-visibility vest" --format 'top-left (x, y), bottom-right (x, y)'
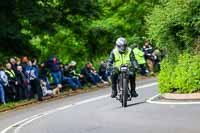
top-left (133, 47), bottom-right (146, 65)
top-left (113, 48), bottom-right (131, 68)
top-left (5, 69), bottom-right (16, 78)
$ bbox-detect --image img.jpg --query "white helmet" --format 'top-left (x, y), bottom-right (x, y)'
top-left (116, 37), bottom-right (127, 53)
top-left (70, 60), bottom-right (77, 66)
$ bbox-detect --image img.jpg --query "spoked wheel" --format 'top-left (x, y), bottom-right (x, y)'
top-left (122, 75), bottom-right (128, 107)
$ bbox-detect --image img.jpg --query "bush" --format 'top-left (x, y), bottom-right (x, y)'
top-left (159, 53), bottom-right (200, 93)
top-left (146, 0), bottom-right (200, 54)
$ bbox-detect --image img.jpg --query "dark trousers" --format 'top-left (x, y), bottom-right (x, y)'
top-left (4, 84), bottom-right (16, 102)
top-left (30, 79), bottom-right (43, 101)
top-left (111, 71), bottom-right (136, 92)
top-left (139, 64), bottom-right (148, 76)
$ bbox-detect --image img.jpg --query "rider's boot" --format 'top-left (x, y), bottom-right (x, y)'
top-left (111, 84), bottom-right (117, 98)
top-left (130, 79), bottom-right (138, 97)
top-left (111, 72), bottom-right (118, 98)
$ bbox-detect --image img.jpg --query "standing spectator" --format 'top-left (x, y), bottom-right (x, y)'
top-left (142, 41), bottom-right (154, 74)
top-left (5, 63), bottom-right (18, 101)
top-left (25, 60), bottom-right (43, 101)
top-left (10, 58), bottom-right (17, 72)
top-left (21, 56), bottom-right (29, 71)
top-left (0, 64), bottom-right (7, 104)
top-left (16, 65), bottom-right (27, 100)
top-left (15, 57), bottom-right (21, 66)
top-left (151, 50), bottom-right (161, 72)
top-left (133, 44), bottom-right (149, 76)
top-left (47, 55), bottom-right (62, 86)
top-left (0, 83), bottom-right (6, 104)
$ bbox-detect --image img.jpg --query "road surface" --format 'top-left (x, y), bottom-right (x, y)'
top-left (0, 78), bottom-right (200, 133)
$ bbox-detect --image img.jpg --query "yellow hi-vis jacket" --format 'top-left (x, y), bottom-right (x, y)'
top-left (113, 48), bottom-right (131, 68)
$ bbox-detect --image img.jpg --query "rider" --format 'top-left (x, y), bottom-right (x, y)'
top-left (108, 37), bottom-right (139, 98)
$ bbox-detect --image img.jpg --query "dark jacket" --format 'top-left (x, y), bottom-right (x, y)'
top-left (47, 56), bottom-right (60, 72)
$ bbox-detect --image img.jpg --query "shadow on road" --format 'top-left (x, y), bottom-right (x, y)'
top-left (126, 101), bottom-right (146, 107)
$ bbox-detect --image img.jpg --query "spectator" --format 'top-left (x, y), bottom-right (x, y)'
top-left (0, 83), bottom-right (6, 105)
top-left (5, 62), bottom-right (18, 101)
top-left (47, 55), bottom-right (62, 86)
top-left (15, 57), bottom-right (21, 66)
top-left (40, 79), bottom-right (61, 96)
top-left (21, 56), bottom-right (29, 71)
top-left (40, 79), bottom-right (53, 96)
top-left (81, 62), bottom-right (101, 85)
top-left (16, 65), bottom-right (27, 100)
top-left (133, 44), bottom-right (149, 76)
top-left (39, 63), bottom-right (51, 90)
top-left (142, 41), bottom-right (154, 74)
top-left (98, 61), bottom-right (109, 82)
top-left (67, 61), bottom-right (83, 85)
top-left (0, 64), bottom-right (7, 104)
top-left (151, 50), bottom-right (161, 72)
top-left (25, 60), bottom-right (43, 101)
top-left (62, 63), bottom-right (82, 90)
top-left (68, 61), bottom-right (85, 86)
top-left (10, 57), bottom-right (18, 72)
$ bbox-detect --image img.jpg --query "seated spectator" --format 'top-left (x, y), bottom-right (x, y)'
top-left (39, 63), bottom-right (51, 90)
top-left (142, 41), bottom-right (155, 74)
top-left (46, 55), bottom-right (62, 87)
top-left (133, 44), bottom-right (149, 76)
top-left (40, 79), bottom-right (61, 96)
top-left (40, 80), bottom-right (53, 97)
top-left (25, 60), bottom-right (43, 101)
top-left (5, 62), bottom-right (18, 101)
top-left (98, 61), bottom-right (109, 82)
top-left (67, 61), bottom-right (83, 84)
top-left (68, 61), bottom-right (85, 86)
top-left (81, 62), bottom-right (101, 85)
top-left (62, 63), bottom-right (82, 90)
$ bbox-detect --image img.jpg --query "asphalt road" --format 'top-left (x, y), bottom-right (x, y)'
top-left (0, 77), bottom-right (200, 133)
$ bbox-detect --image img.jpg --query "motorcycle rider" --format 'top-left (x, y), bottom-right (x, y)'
top-left (108, 37), bottom-right (139, 98)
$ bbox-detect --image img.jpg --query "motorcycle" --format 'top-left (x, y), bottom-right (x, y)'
top-left (116, 65), bottom-right (132, 107)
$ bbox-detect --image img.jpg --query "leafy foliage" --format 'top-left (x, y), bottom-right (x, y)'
top-left (146, 0), bottom-right (200, 93)
top-left (0, 0), bottom-right (159, 64)
top-left (146, 0), bottom-right (200, 55)
top-left (159, 54), bottom-right (200, 93)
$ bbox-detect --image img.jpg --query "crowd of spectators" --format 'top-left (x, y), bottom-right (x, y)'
top-left (132, 41), bottom-right (163, 76)
top-left (0, 56), bottom-right (109, 105)
top-left (0, 41), bottom-right (163, 105)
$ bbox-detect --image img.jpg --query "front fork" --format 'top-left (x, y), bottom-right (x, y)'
top-left (116, 72), bottom-right (131, 101)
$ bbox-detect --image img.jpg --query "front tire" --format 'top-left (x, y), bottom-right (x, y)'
top-left (122, 75), bottom-right (128, 107)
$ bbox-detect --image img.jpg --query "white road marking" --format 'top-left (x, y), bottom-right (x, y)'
top-left (0, 82), bottom-right (157, 133)
top-left (147, 94), bottom-right (200, 105)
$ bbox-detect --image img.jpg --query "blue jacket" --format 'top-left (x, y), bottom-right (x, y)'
top-left (25, 66), bottom-right (39, 80)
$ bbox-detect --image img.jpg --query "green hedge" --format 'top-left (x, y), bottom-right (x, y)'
top-left (159, 53), bottom-right (200, 93)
